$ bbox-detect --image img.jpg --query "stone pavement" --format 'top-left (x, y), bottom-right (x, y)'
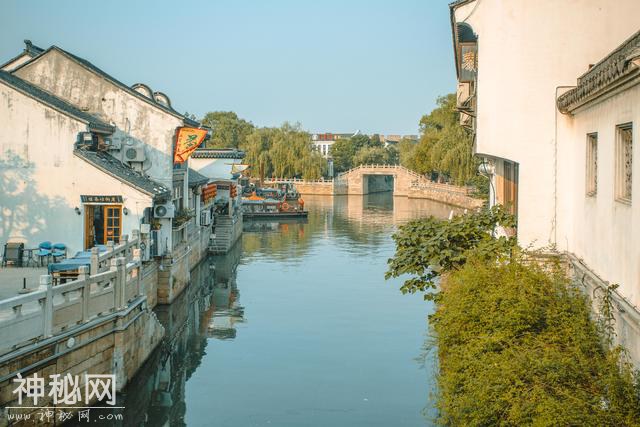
top-left (0, 266), bottom-right (48, 300)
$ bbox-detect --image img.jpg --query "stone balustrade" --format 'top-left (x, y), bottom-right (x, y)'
top-left (0, 233), bottom-right (144, 357)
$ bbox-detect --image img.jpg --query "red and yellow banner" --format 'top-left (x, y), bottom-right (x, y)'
top-left (174, 127), bottom-right (208, 163)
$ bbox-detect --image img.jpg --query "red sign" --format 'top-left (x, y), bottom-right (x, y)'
top-left (174, 127), bottom-right (208, 163)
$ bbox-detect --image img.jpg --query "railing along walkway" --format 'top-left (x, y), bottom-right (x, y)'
top-left (0, 232), bottom-right (144, 357)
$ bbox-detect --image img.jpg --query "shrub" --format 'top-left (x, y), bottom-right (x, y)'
top-left (385, 205), bottom-right (515, 300)
top-left (432, 256), bottom-right (640, 426)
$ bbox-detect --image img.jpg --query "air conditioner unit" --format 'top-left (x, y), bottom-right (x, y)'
top-left (124, 146), bottom-right (146, 162)
top-left (200, 210), bottom-right (212, 226)
top-left (154, 203), bottom-right (175, 219)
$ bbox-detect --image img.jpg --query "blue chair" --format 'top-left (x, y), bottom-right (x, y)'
top-left (52, 243), bottom-right (67, 262)
top-left (36, 241), bottom-right (52, 266)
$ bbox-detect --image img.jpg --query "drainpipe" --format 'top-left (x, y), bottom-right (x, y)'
top-left (553, 86), bottom-right (576, 248)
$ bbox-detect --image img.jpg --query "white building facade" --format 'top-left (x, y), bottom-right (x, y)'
top-left (450, 0), bottom-right (640, 361)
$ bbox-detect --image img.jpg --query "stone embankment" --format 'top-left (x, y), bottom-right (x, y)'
top-left (0, 233), bottom-right (163, 425)
top-left (264, 164), bottom-right (484, 210)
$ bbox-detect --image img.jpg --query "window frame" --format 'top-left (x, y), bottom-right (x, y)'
top-left (585, 133), bottom-right (598, 197)
top-left (614, 123), bottom-right (633, 204)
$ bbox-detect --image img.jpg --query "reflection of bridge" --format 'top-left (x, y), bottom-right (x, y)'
top-left (264, 165), bottom-right (483, 209)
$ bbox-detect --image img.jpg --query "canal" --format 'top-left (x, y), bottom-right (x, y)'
top-left (104, 194), bottom-right (457, 426)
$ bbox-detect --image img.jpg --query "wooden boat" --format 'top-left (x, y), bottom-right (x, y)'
top-left (241, 192), bottom-right (307, 220)
top-left (243, 210), bottom-right (308, 220)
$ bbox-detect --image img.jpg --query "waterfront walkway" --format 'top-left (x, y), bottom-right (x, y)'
top-left (0, 266), bottom-right (47, 300)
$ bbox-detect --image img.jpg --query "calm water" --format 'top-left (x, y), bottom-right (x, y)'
top-left (112, 194), bottom-right (458, 426)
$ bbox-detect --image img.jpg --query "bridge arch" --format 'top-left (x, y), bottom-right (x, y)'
top-left (335, 164), bottom-right (423, 196)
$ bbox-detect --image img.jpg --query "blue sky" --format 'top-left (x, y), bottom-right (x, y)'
top-left (0, 0), bottom-right (455, 135)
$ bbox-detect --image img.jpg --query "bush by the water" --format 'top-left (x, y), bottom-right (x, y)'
top-left (432, 256), bottom-right (640, 426)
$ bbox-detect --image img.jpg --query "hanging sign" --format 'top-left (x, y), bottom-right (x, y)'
top-left (81, 195), bottom-right (123, 204)
top-left (459, 43), bottom-right (477, 82)
top-left (174, 127), bottom-right (208, 164)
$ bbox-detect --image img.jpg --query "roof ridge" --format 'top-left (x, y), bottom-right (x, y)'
top-left (74, 148), bottom-right (170, 199)
top-left (12, 44), bottom-right (199, 126)
top-left (0, 70), bottom-right (114, 133)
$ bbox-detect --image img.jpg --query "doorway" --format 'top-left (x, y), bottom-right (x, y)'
top-left (84, 204), bottom-right (122, 249)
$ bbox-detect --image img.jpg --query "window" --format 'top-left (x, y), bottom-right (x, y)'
top-left (104, 206), bottom-right (122, 244)
top-left (586, 133), bottom-right (598, 196)
top-left (615, 123), bottom-right (633, 203)
top-left (173, 184), bottom-right (183, 210)
top-left (502, 160), bottom-right (518, 215)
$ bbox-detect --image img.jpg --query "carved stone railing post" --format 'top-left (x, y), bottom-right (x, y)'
top-left (78, 266), bottom-right (90, 323)
top-left (106, 240), bottom-right (115, 256)
top-left (121, 234), bottom-right (129, 261)
top-left (117, 257), bottom-right (127, 309)
top-left (110, 257), bottom-right (127, 310)
top-left (40, 275), bottom-right (53, 338)
top-left (90, 247), bottom-right (99, 275)
top-left (132, 230), bottom-right (140, 249)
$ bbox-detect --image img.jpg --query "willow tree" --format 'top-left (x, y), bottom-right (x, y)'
top-left (241, 123), bottom-right (325, 181)
top-left (243, 128), bottom-right (274, 182)
top-left (413, 94), bottom-right (476, 184)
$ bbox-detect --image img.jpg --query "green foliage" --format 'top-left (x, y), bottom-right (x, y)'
top-left (397, 137), bottom-right (416, 165)
top-left (410, 94), bottom-right (477, 185)
top-left (433, 256), bottom-right (640, 426)
top-left (468, 173), bottom-right (490, 200)
top-left (351, 134), bottom-right (371, 151)
top-left (369, 134), bottom-right (383, 148)
top-left (330, 138), bottom-right (356, 173)
top-left (331, 136), bottom-right (400, 172)
top-left (201, 111), bottom-right (254, 148)
top-left (242, 123), bottom-right (325, 181)
top-left (385, 205), bottom-right (515, 300)
top-left (353, 146), bottom-right (391, 166)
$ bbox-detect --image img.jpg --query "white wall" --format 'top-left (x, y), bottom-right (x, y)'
top-left (557, 83), bottom-right (640, 306)
top-left (190, 157), bottom-right (242, 181)
top-left (13, 49), bottom-right (184, 190)
top-left (0, 81), bottom-right (152, 255)
top-left (455, 0), bottom-right (640, 248)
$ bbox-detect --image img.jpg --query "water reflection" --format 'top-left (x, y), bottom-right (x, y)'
top-left (99, 194), bottom-right (453, 426)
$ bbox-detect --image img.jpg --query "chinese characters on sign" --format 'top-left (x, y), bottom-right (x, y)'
top-left (459, 43), bottom-right (477, 82)
top-left (174, 127), bottom-right (208, 163)
top-left (80, 195), bottom-right (124, 204)
top-left (12, 373), bottom-right (116, 406)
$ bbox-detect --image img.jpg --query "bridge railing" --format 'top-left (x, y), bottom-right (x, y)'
top-left (409, 180), bottom-right (475, 196)
top-left (0, 234), bottom-right (144, 358)
top-left (263, 165), bottom-right (476, 196)
top-left (264, 177), bottom-right (334, 184)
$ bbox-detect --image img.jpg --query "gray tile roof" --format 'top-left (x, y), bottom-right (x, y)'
top-left (0, 40), bottom-right (44, 70)
top-left (74, 148), bottom-right (171, 199)
top-left (188, 168), bottom-right (209, 187)
top-left (0, 70), bottom-right (115, 133)
top-left (191, 149), bottom-right (246, 159)
top-left (558, 30), bottom-right (640, 114)
top-left (12, 45), bottom-right (200, 127)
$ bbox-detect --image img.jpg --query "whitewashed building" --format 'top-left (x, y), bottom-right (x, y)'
top-left (0, 40), bottom-right (218, 303)
top-left (449, 0), bottom-right (640, 361)
top-left (0, 70), bottom-right (168, 255)
top-left (190, 148), bottom-right (246, 252)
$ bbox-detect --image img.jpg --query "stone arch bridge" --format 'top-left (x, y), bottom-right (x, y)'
top-left (263, 164), bottom-right (483, 209)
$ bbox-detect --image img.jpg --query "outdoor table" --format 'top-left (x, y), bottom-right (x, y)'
top-left (47, 246), bottom-right (108, 284)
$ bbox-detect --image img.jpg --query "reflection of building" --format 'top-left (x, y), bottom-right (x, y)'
top-left (208, 243), bottom-right (244, 339)
top-left (113, 246), bottom-right (243, 425)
